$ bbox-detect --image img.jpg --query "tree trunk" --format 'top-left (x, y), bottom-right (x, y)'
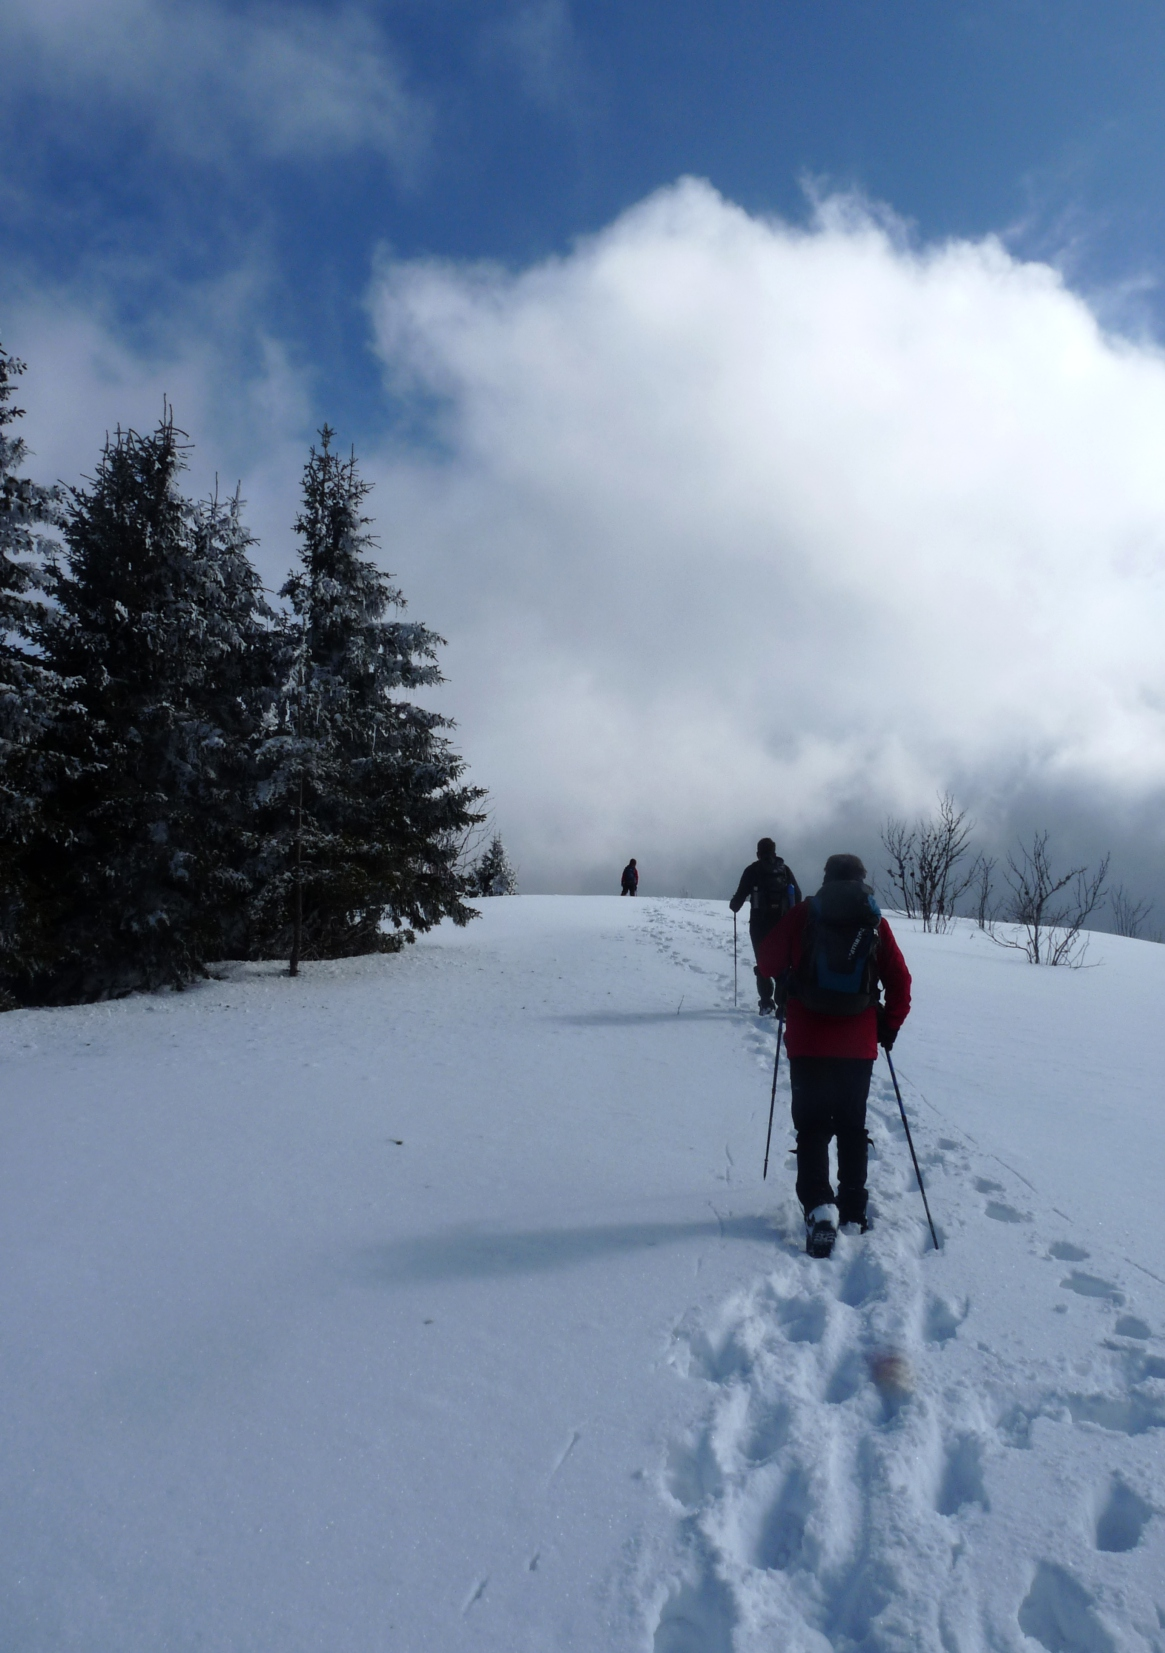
top-left (289, 772), bottom-right (304, 977)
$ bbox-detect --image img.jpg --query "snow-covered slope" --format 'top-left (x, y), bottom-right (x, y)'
top-left (2, 897), bottom-right (1164, 1651)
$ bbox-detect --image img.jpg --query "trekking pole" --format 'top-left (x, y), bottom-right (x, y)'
top-left (733, 911), bottom-right (738, 1007)
top-left (762, 1009), bottom-right (784, 1180)
top-left (884, 1048), bottom-right (940, 1250)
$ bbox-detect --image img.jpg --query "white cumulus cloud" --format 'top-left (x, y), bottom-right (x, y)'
top-left (365, 178), bottom-right (1165, 890)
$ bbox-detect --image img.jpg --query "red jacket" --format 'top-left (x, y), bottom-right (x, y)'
top-left (756, 900), bottom-right (911, 1059)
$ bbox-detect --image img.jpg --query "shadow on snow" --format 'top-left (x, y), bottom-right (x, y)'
top-left (555, 1009), bottom-right (749, 1027)
top-left (355, 1215), bottom-right (775, 1284)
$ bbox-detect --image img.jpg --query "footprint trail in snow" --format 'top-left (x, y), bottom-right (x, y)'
top-left (635, 901), bottom-right (1165, 1653)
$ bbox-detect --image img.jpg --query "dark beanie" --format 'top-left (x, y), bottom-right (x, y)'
top-left (823, 853), bottom-right (866, 883)
top-left (757, 837), bottom-right (777, 858)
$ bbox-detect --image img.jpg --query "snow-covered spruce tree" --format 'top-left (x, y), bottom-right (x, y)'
top-left (473, 832), bottom-right (518, 896)
top-left (15, 415), bottom-right (271, 1002)
top-left (249, 427), bottom-right (484, 965)
top-left (182, 483), bottom-right (277, 959)
top-left (0, 342), bottom-right (71, 995)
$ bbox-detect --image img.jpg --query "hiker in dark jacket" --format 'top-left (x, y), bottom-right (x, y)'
top-left (757, 853), bottom-right (911, 1253)
top-left (620, 858), bottom-right (639, 896)
top-left (729, 838), bottom-right (801, 1013)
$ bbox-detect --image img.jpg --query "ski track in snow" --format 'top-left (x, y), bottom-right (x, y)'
top-left (635, 902), bottom-right (1165, 1653)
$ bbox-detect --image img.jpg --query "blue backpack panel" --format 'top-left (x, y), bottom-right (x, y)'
top-left (794, 884), bottom-right (882, 1016)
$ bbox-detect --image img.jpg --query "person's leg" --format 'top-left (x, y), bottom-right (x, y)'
top-left (789, 1057), bottom-right (834, 1214)
top-left (832, 1059), bottom-right (874, 1225)
top-left (750, 916), bottom-right (776, 1010)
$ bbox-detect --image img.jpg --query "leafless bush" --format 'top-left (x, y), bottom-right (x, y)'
top-left (993, 832), bottom-right (1109, 966)
top-left (881, 818), bottom-right (917, 918)
top-left (970, 853), bottom-right (996, 929)
top-left (880, 792), bottom-right (976, 932)
top-left (453, 813), bottom-right (496, 886)
top-left (1110, 884), bottom-right (1154, 939)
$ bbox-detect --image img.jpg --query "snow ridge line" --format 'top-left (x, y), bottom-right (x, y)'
top-left (636, 901), bottom-right (1165, 1653)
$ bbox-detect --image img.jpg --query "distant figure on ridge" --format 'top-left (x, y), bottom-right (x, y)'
top-left (729, 838), bottom-right (800, 1014)
top-left (757, 853), bottom-right (912, 1259)
top-left (620, 858), bottom-right (639, 896)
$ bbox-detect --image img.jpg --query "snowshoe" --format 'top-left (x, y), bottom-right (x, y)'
top-left (805, 1204), bottom-right (838, 1259)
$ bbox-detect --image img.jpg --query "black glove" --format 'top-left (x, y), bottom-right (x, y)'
top-left (876, 1008), bottom-right (897, 1051)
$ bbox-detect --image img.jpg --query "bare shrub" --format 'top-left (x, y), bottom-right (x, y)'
top-left (1110, 884), bottom-right (1153, 939)
top-left (993, 832), bottom-right (1109, 966)
top-left (970, 853), bottom-right (996, 929)
top-left (880, 792), bottom-right (976, 932)
top-left (881, 818), bottom-right (917, 918)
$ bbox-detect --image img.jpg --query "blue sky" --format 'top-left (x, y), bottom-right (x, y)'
top-left (7, 0), bottom-right (1165, 439)
top-left (6, 1), bottom-right (1165, 903)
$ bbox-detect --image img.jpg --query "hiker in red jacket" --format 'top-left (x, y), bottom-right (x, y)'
top-left (757, 853), bottom-right (911, 1254)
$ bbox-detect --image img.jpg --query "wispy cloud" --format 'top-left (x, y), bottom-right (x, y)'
top-left (481, 0), bottom-right (589, 120)
top-left (3, 0), bottom-right (429, 172)
top-left (3, 269), bottom-right (313, 592)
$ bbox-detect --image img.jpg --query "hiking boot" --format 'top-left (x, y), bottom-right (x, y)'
top-left (839, 1215), bottom-right (871, 1237)
top-left (758, 1000), bottom-right (775, 1016)
top-left (805, 1204), bottom-right (838, 1258)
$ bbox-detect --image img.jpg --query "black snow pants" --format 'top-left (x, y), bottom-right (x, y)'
top-left (788, 1056), bottom-right (874, 1223)
top-left (749, 914), bottom-right (778, 1007)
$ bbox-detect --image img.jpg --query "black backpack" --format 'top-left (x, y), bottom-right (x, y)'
top-left (752, 858), bottom-right (798, 923)
top-left (793, 883), bottom-right (881, 1015)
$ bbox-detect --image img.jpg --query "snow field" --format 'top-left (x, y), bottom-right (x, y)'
top-left (2, 896), bottom-right (1165, 1650)
top-left (644, 904), bottom-right (1165, 1652)
top-left (654, 1094), bottom-right (1165, 1651)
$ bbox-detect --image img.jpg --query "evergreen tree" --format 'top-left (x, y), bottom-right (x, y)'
top-left (250, 427), bottom-right (484, 964)
top-left (0, 343), bottom-right (69, 992)
top-left (182, 483), bottom-right (277, 957)
top-left (15, 414), bottom-right (270, 1001)
top-left (473, 832), bottom-right (518, 896)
